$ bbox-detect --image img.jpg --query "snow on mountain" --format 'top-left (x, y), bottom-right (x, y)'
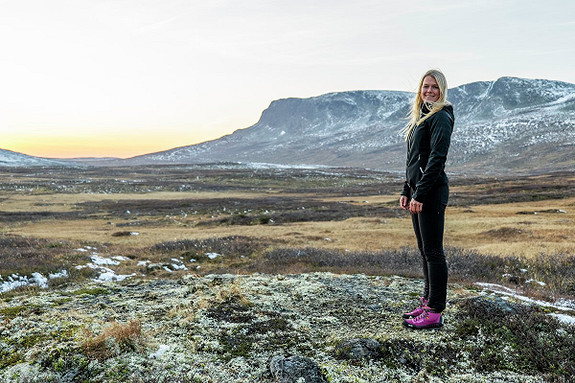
top-left (121, 77), bottom-right (575, 174)
top-left (0, 148), bottom-right (78, 168)
top-left (5, 77), bottom-right (575, 174)
top-left (124, 90), bottom-right (413, 169)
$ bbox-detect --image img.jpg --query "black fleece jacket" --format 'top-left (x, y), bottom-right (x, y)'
top-left (401, 103), bottom-right (454, 203)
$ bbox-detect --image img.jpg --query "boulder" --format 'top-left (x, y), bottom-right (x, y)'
top-left (269, 355), bottom-right (327, 383)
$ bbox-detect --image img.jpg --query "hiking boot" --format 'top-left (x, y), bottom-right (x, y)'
top-left (403, 308), bottom-right (443, 329)
top-left (402, 297), bottom-right (429, 319)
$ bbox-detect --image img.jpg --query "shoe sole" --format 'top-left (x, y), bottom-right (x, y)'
top-left (403, 321), bottom-right (444, 329)
top-left (402, 316), bottom-right (445, 329)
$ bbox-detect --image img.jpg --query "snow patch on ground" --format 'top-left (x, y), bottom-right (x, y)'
top-left (476, 282), bottom-right (575, 325)
top-left (1, 270), bottom-right (69, 293)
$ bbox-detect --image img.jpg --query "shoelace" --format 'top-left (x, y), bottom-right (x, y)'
top-left (412, 308), bottom-right (430, 322)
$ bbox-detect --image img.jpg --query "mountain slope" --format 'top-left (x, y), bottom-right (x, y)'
top-left (123, 77), bottom-right (575, 174)
top-left (0, 148), bottom-right (77, 168)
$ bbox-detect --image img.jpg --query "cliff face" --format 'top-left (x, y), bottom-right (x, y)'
top-left (1, 272), bottom-right (573, 382)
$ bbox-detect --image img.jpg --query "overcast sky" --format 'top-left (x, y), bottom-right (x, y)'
top-left (1, 0), bottom-right (574, 158)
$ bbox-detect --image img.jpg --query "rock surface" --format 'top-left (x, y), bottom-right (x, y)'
top-left (269, 355), bottom-right (327, 383)
top-left (0, 272), bottom-right (570, 382)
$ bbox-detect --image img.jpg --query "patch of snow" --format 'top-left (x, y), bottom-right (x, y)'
top-left (94, 271), bottom-right (136, 283)
top-left (91, 255), bottom-right (120, 266)
top-left (137, 260), bottom-right (151, 266)
top-left (49, 270), bottom-right (68, 279)
top-left (525, 279), bottom-right (546, 286)
top-left (149, 344), bottom-right (170, 359)
top-left (32, 273), bottom-right (48, 288)
top-left (1, 275), bottom-right (31, 293)
top-left (1, 270), bottom-right (69, 293)
top-left (476, 282), bottom-right (575, 325)
top-left (206, 253), bottom-right (220, 259)
top-left (549, 313), bottom-right (575, 326)
top-left (556, 298), bottom-right (575, 310)
top-left (171, 263), bottom-right (188, 271)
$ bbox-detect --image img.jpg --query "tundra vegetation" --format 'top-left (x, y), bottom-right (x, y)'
top-left (0, 165), bottom-right (574, 382)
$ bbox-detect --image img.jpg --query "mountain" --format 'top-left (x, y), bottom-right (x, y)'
top-left (4, 77), bottom-right (574, 174)
top-left (0, 148), bottom-right (77, 168)
top-left (122, 90), bottom-right (413, 170)
top-left (120, 77), bottom-right (575, 174)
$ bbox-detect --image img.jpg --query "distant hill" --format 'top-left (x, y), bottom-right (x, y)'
top-left (118, 77), bottom-right (575, 174)
top-left (0, 148), bottom-right (76, 167)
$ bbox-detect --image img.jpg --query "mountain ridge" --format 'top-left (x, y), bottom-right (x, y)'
top-left (4, 76), bottom-right (575, 174)
top-left (0, 148), bottom-right (79, 168)
top-left (119, 76), bottom-right (575, 174)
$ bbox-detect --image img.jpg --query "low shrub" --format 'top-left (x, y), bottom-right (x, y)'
top-left (455, 298), bottom-right (575, 378)
top-left (152, 236), bottom-right (268, 259)
top-left (82, 320), bottom-right (145, 361)
top-left (255, 246), bottom-right (575, 297)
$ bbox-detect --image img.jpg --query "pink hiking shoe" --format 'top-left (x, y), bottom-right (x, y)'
top-left (403, 308), bottom-right (444, 329)
top-left (402, 297), bottom-right (429, 319)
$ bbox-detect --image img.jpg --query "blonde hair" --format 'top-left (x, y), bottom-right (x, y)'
top-left (403, 69), bottom-right (450, 141)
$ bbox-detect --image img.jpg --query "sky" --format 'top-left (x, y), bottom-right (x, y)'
top-left (1, 0), bottom-right (574, 159)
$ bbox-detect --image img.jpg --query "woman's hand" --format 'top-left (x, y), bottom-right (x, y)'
top-left (409, 199), bottom-right (423, 214)
top-left (400, 195), bottom-right (409, 210)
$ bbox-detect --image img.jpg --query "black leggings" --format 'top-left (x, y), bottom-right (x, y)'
top-left (411, 184), bottom-right (449, 312)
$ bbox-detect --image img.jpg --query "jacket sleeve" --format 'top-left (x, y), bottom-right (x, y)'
top-left (411, 110), bottom-right (453, 202)
top-left (401, 181), bottom-right (411, 198)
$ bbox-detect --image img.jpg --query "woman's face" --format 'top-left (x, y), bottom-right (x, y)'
top-left (420, 75), bottom-right (440, 103)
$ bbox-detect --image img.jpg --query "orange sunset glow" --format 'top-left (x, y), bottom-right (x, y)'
top-left (3, 131), bottom-right (218, 159)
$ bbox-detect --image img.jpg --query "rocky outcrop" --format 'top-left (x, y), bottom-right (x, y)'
top-left (0, 272), bottom-right (572, 382)
top-left (269, 355), bottom-right (327, 383)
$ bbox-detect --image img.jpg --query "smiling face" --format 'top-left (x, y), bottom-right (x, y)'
top-left (420, 75), bottom-right (440, 103)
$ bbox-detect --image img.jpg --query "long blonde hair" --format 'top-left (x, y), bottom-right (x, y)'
top-left (403, 69), bottom-right (450, 141)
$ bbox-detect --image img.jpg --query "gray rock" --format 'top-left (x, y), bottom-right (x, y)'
top-left (334, 338), bottom-right (382, 361)
top-left (462, 295), bottom-right (518, 317)
top-left (269, 355), bottom-right (328, 383)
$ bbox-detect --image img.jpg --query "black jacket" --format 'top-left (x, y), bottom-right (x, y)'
top-left (401, 103), bottom-right (454, 202)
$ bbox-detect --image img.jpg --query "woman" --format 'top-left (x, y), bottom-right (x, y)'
top-left (399, 69), bottom-right (454, 329)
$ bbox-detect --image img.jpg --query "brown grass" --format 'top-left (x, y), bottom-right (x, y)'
top-left (82, 319), bottom-right (145, 360)
top-left (1, 166), bottom-right (574, 297)
top-left (7, 195), bottom-right (573, 258)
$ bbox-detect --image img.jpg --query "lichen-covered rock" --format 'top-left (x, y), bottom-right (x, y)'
top-left (458, 295), bottom-right (518, 317)
top-left (334, 338), bottom-right (382, 361)
top-left (269, 355), bottom-right (327, 383)
top-left (0, 272), bottom-right (572, 383)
